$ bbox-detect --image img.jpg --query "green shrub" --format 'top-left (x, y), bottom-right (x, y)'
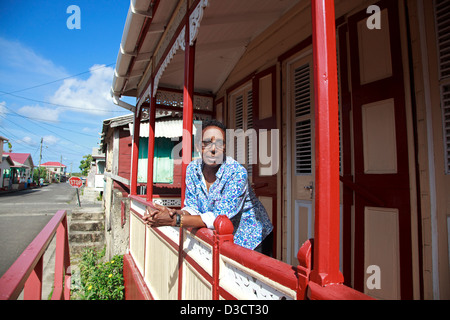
top-left (76, 248), bottom-right (124, 300)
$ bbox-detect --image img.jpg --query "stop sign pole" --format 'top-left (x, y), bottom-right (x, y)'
top-left (68, 176), bottom-right (83, 207)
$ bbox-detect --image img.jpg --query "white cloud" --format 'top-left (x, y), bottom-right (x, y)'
top-left (20, 136), bottom-right (34, 145)
top-left (82, 127), bottom-right (98, 133)
top-left (43, 135), bottom-right (60, 145)
top-left (50, 64), bottom-right (115, 116)
top-left (0, 37), bottom-right (68, 82)
top-left (17, 105), bottom-right (62, 122)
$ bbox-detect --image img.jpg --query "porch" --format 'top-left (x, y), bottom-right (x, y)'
top-left (111, 0), bottom-right (376, 300)
top-left (110, 0), bottom-right (450, 300)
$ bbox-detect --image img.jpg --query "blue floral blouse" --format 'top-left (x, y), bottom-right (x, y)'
top-left (182, 156), bottom-right (273, 250)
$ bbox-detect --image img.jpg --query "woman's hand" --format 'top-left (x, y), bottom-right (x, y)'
top-left (143, 203), bottom-right (176, 227)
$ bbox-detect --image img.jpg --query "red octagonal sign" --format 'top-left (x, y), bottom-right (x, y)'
top-left (68, 176), bottom-right (83, 188)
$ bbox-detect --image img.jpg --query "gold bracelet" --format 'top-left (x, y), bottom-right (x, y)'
top-left (179, 214), bottom-right (183, 229)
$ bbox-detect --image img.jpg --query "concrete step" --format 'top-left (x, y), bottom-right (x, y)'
top-left (69, 231), bottom-right (105, 244)
top-left (68, 195), bottom-right (106, 269)
top-left (70, 220), bottom-right (104, 232)
top-left (71, 211), bottom-right (104, 221)
top-left (70, 242), bottom-right (105, 257)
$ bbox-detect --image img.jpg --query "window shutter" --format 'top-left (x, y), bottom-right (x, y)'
top-left (235, 95), bottom-right (244, 129)
top-left (296, 119), bottom-right (312, 174)
top-left (247, 90), bottom-right (253, 176)
top-left (234, 95), bottom-right (245, 164)
top-left (435, 0), bottom-right (450, 79)
top-left (294, 64), bottom-right (311, 117)
top-left (294, 64), bottom-right (313, 175)
top-left (442, 84), bottom-right (450, 173)
top-left (435, 0), bottom-right (450, 173)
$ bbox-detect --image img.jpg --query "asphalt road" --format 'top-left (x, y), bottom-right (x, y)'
top-left (0, 183), bottom-right (78, 278)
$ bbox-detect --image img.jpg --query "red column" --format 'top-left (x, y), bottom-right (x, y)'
top-left (178, 16), bottom-right (196, 301)
top-left (147, 86), bottom-right (157, 202)
top-left (130, 110), bottom-right (141, 196)
top-left (181, 30), bottom-right (195, 205)
top-left (309, 0), bottom-right (344, 286)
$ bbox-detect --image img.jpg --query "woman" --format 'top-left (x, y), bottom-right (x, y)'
top-left (143, 119), bottom-right (274, 256)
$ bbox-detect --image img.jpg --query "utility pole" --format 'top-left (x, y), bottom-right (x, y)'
top-left (38, 138), bottom-right (43, 185)
top-left (59, 155), bottom-right (62, 182)
top-left (39, 138), bottom-right (43, 167)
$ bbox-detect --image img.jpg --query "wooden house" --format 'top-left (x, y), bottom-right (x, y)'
top-left (3, 153), bottom-right (34, 189)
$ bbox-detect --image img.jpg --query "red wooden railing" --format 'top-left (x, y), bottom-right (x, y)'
top-left (0, 210), bottom-right (71, 300)
top-left (126, 196), bottom-right (373, 300)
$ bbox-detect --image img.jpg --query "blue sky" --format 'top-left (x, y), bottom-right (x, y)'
top-left (0, 1), bottom-right (134, 173)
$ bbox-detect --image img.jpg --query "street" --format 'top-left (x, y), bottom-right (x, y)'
top-left (0, 183), bottom-right (78, 278)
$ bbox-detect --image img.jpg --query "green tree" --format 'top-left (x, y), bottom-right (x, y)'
top-left (33, 167), bottom-right (48, 183)
top-left (79, 154), bottom-right (93, 176)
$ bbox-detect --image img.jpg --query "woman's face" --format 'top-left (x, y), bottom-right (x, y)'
top-left (201, 126), bottom-right (226, 167)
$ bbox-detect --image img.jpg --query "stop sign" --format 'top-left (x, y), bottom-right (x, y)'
top-left (68, 176), bottom-right (83, 188)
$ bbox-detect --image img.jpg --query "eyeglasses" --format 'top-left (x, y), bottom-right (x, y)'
top-left (202, 140), bottom-right (225, 150)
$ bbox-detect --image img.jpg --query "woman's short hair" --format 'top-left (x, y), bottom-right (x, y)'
top-left (201, 119), bottom-right (227, 133)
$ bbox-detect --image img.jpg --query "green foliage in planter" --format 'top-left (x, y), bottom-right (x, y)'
top-left (77, 248), bottom-right (124, 300)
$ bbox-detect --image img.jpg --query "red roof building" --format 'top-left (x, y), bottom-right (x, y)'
top-left (4, 153), bottom-right (34, 168)
top-left (41, 161), bottom-right (67, 168)
top-left (3, 152), bottom-right (34, 186)
top-left (40, 161), bottom-right (67, 182)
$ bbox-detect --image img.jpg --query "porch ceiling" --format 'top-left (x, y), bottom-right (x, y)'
top-left (112, 0), bottom-right (300, 100)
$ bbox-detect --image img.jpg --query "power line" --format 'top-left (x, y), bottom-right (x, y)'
top-left (0, 91), bottom-right (127, 113)
top-left (0, 111), bottom-right (91, 151)
top-left (0, 113), bottom-right (39, 139)
top-left (0, 63), bottom-right (116, 96)
top-left (5, 109), bottom-right (99, 138)
top-left (0, 128), bottom-right (35, 148)
top-left (6, 112), bottom-right (100, 125)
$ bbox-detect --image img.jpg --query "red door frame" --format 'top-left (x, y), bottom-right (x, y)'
top-left (251, 65), bottom-right (278, 258)
top-left (130, 111), bottom-right (141, 196)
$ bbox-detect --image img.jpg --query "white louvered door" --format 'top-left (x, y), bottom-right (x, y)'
top-left (288, 55), bottom-right (315, 265)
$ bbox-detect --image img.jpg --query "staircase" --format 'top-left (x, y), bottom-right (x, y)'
top-left (68, 187), bottom-right (105, 261)
top-left (69, 208), bottom-right (105, 259)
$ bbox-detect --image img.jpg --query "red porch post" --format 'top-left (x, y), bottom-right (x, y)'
top-left (309, 0), bottom-right (344, 286)
top-left (147, 83), bottom-right (157, 202)
top-left (178, 15), bottom-right (196, 301)
top-left (181, 31), bottom-right (195, 205)
top-left (130, 110), bottom-right (141, 196)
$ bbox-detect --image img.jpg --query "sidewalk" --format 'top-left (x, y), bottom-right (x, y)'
top-left (0, 183), bottom-right (43, 195)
